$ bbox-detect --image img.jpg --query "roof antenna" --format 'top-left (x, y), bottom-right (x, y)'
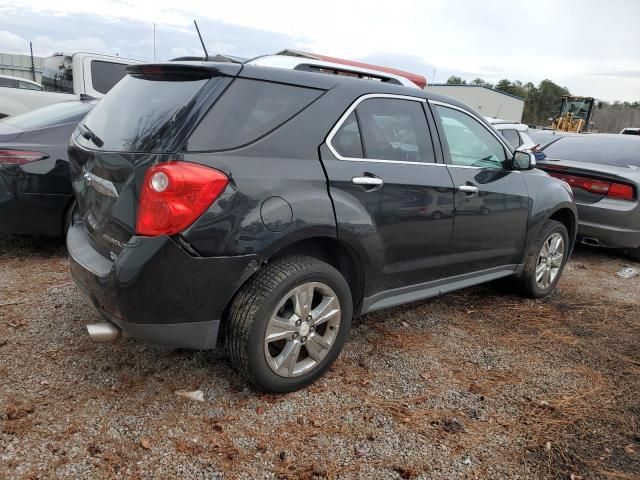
top-left (193, 20), bottom-right (209, 60)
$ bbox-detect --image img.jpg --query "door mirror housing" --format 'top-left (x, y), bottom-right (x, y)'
top-left (511, 150), bottom-right (536, 170)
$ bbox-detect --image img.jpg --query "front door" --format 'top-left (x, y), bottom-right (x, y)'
top-left (320, 95), bottom-right (455, 299)
top-left (431, 102), bottom-right (529, 277)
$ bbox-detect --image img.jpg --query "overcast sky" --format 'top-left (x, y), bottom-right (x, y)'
top-left (1, 0), bottom-right (638, 101)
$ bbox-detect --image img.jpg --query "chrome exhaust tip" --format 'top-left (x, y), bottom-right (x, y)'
top-left (87, 322), bottom-right (121, 342)
top-left (581, 237), bottom-right (600, 247)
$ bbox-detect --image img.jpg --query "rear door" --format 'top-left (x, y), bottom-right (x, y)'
top-left (320, 94), bottom-right (455, 298)
top-left (431, 101), bottom-right (529, 276)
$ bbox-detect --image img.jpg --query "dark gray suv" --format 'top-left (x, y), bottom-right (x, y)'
top-left (67, 62), bottom-right (577, 392)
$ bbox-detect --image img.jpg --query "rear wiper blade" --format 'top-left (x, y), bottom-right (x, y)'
top-left (78, 123), bottom-right (104, 148)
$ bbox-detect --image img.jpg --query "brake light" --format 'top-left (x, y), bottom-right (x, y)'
top-left (0, 150), bottom-right (48, 165)
top-left (548, 171), bottom-right (635, 201)
top-left (136, 161), bottom-right (229, 236)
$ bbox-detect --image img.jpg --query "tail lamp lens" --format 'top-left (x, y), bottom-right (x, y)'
top-left (0, 150), bottom-right (48, 165)
top-left (548, 171), bottom-right (635, 201)
top-left (136, 161), bottom-right (229, 237)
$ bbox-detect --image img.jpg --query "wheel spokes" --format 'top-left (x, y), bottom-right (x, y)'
top-left (310, 295), bottom-right (340, 326)
top-left (292, 284), bottom-right (314, 319)
top-left (536, 262), bottom-right (547, 282)
top-left (265, 316), bottom-right (297, 342)
top-left (275, 340), bottom-right (302, 376)
top-left (305, 334), bottom-right (331, 361)
top-left (550, 252), bottom-right (564, 268)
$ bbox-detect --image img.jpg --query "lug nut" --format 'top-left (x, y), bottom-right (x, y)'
top-left (309, 326), bottom-right (315, 332)
top-left (306, 315), bottom-right (312, 322)
top-left (292, 333), bottom-right (299, 339)
top-left (301, 336), bottom-right (307, 343)
top-left (295, 319), bottom-right (302, 326)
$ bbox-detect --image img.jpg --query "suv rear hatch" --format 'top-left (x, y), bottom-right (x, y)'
top-left (68, 63), bottom-right (240, 258)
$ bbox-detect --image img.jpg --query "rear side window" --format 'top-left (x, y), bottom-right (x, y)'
top-left (77, 74), bottom-right (210, 152)
top-left (543, 136), bottom-right (640, 167)
top-left (333, 112), bottom-right (364, 158)
top-left (500, 129), bottom-right (521, 148)
top-left (18, 80), bottom-right (42, 90)
top-left (0, 77), bottom-right (18, 88)
top-left (42, 55), bottom-right (74, 93)
top-left (91, 61), bottom-right (128, 94)
top-left (187, 79), bottom-right (323, 151)
top-left (331, 97), bottom-right (435, 163)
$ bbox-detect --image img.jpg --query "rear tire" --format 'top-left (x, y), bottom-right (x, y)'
top-left (517, 220), bottom-right (569, 298)
top-left (226, 255), bottom-right (352, 393)
top-left (628, 247), bottom-right (640, 262)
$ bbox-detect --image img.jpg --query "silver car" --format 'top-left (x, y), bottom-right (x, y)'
top-left (530, 133), bottom-right (640, 260)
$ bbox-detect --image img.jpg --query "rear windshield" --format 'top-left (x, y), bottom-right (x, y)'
top-left (543, 136), bottom-right (640, 167)
top-left (186, 78), bottom-right (323, 151)
top-left (3, 101), bottom-right (93, 130)
top-left (77, 74), bottom-right (209, 152)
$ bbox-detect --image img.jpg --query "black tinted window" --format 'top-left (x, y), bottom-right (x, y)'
top-left (332, 112), bottom-right (363, 158)
top-left (78, 75), bottom-right (209, 152)
top-left (356, 98), bottom-right (434, 163)
top-left (543, 136), bottom-right (640, 167)
top-left (0, 77), bottom-right (18, 88)
top-left (187, 79), bottom-right (323, 151)
top-left (4, 101), bottom-right (93, 130)
top-left (91, 61), bottom-right (128, 94)
top-left (500, 129), bottom-right (521, 148)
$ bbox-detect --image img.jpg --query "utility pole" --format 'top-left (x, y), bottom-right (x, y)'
top-left (29, 41), bottom-right (36, 81)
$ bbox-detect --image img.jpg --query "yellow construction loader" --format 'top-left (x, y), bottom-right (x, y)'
top-left (551, 96), bottom-right (598, 133)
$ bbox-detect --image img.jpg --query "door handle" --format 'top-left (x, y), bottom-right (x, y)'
top-left (352, 176), bottom-right (384, 190)
top-left (458, 185), bottom-right (480, 196)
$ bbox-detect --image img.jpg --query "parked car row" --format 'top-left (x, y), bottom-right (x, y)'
top-left (0, 51), bottom-right (637, 393)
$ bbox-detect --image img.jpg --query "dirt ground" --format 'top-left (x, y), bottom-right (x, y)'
top-left (0, 235), bottom-right (639, 480)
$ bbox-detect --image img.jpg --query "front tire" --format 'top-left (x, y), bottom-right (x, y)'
top-left (226, 255), bottom-right (353, 393)
top-left (518, 220), bottom-right (569, 298)
top-left (627, 247), bottom-right (640, 262)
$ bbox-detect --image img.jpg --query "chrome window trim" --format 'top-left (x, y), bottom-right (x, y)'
top-left (428, 99), bottom-right (513, 154)
top-left (325, 93), bottom-right (433, 166)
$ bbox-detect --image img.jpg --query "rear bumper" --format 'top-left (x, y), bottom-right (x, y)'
top-left (576, 199), bottom-right (640, 249)
top-left (67, 224), bottom-right (259, 349)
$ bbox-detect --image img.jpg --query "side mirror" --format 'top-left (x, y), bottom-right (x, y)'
top-left (512, 150), bottom-right (536, 170)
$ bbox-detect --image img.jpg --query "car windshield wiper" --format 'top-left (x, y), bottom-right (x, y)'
top-left (78, 123), bottom-right (104, 148)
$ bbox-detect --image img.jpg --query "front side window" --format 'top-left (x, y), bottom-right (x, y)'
top-left (436, 105), bottom-right (507, 168)
top-left (90, 61), bottom-right (128, 94)
top-left (332, 97), bottom-right (434, 163)
top-left (18, 80), bottom-right (42, 90)
top-left (500, 129), bottom-right (521, 148)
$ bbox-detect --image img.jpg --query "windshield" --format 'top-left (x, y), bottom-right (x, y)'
top-left (42, 55), bottom-right (74, 93)
top-left (543, 136), bottom-right (640, 168)
top-left (2, 101), bottom-right (94, 130)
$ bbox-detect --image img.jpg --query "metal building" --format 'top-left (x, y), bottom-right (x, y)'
top-left (0, 53), bottom-right (45, 83)
top-left (424, 84), bottom-right (525, 122)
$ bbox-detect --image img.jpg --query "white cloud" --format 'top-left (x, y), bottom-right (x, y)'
top-left (2, 0), bottom-right (639, 101)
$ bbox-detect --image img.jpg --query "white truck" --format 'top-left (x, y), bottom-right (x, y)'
top-left (0, 52), bottom-right (144, 118)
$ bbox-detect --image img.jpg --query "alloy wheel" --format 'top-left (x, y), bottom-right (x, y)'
top-left (535, 232), bottom-right (565, 289)
top-left (264, 282), bottom-right (341, 378)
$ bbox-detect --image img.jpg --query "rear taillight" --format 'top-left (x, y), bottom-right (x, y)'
top-left (548, 171), bottom-right (635, 201)
top-left (136, 161), bottom-right (229, 237)
top-left (0, 150), bottom-right (48, 165)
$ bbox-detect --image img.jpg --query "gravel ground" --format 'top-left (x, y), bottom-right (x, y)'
top-left (1, 235), bottom-right (639, 479)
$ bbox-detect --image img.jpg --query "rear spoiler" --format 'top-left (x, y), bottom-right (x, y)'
top-left (126, 62), bottom-right (242, 80)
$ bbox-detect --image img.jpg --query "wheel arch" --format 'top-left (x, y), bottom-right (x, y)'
top-left (548, 206), bottom-right (577, 252)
